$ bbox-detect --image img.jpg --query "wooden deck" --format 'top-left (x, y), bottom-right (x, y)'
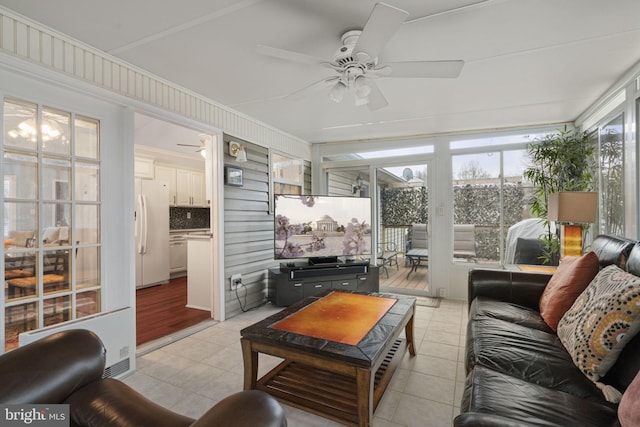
top-left (378, 254), bottom-right (429, 293)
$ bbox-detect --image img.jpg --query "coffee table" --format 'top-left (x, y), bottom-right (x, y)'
top-left (241, 290), bottom-right (416, 427)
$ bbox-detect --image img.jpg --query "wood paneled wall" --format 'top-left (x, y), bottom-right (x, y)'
top-left (223, 135), bottom-right (311, 317)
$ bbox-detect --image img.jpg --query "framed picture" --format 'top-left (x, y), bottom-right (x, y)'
top-left (25, 237), bottom-right (36, 248)
top-left (225, 166), bottom-right (243, 187)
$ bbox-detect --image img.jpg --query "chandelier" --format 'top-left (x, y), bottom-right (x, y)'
top-left (7, 118), bottom-right (68, 144)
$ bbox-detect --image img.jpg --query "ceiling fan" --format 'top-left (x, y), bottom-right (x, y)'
top-left (177, 134), bottom-right (209, 157)
top-left (257, 2), bottom-right (464, 111)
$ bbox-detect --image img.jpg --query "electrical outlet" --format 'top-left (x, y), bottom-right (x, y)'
top-left (230, 273), bottom-right (242, 290)
top-left (186, 212), bottom-right (191, 219)
top-left (438, 288), bottom-right (447, 298)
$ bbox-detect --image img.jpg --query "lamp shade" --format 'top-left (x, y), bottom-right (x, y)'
top-left (235, 146), bottom-right (248, 162)
top-left (547, 192), bottom-right (597, 223)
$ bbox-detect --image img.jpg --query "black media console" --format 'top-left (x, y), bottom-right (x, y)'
top-left (270, 260), bottom-right (379, 307)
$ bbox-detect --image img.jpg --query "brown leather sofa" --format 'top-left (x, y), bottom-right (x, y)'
top-left (455, 234), bottom-right (640, 426)
top-left (0, 329), bottom-right (287, 427)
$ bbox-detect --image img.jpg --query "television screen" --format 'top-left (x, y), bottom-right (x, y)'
top-left (274, 195), bottom-right (372, 260)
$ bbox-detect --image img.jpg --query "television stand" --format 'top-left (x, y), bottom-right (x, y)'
top-left (270, 261), bottom-right (379, 307)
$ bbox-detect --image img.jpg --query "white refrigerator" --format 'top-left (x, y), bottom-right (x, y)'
top-left (135, 179), bottom-right (170, 288)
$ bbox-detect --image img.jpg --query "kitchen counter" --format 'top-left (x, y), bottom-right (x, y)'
top-left (170, 228), bottom-right (210, 233)
top-left (186, 235), bottom-right (212, 311)
top-left (185, 234), bottom-right (212, 240)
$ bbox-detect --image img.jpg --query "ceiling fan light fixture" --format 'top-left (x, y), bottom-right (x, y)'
top-left (354, 76), bottom-right (371, 98)
top-left (354, 91), bottom-right (370, 107)
top-left (329, 81), bottom-right (347, 103)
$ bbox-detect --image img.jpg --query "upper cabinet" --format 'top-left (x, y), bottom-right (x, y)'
top-left (176, 169), bottom-right (205, 206)
top-left (134, 157), bottom-right (155, 179)
top-left (156, 165), bottom-right (206, 207)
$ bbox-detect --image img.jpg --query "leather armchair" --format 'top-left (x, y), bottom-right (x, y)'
top-left (0, 329), bottom-right (287, 427)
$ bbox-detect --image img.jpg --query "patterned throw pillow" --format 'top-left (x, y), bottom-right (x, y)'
top-left (557, 264), bottom-right (640, 402)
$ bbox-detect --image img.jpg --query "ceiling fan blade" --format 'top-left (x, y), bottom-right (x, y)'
top-left (385, 60), bottom-right (464, 78)
top-left (177, 143), bottom-right (201, 147)
top-left (285, 76), bottom-right (341, 101)
top-left (257, 44), bottom-right (334, 68)
top-left (365, 79), bottom-right (389, 111)
top-left (353, 3), bottom-right (409, 61)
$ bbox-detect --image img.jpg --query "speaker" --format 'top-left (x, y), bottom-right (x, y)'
top-left (290, 264), bottom-right (368, 279)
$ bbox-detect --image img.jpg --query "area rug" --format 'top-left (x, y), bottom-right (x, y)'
top-left (415, 297), bottom-right (441, 308)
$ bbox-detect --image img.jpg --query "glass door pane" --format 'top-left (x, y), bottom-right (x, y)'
top-left (376, 163), bottom-right (430, 295)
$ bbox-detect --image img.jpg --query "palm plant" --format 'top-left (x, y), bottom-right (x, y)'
top-left (523, 126), bottom-right (596, 263)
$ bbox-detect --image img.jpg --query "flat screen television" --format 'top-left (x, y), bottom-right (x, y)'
top-left (274, 194), bottom-right (372, 261)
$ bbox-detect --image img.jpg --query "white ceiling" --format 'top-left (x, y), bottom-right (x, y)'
top-left (2, 0), bottom-right (640, 144)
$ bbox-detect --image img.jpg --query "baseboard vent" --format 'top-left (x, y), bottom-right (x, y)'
top-left (103, 358), bottom-right (130, 379)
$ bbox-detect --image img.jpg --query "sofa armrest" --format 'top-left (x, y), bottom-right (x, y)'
top-left (0, 329), bottom-right (105, 404)
top-left (190, 390), bottom-right (286, 427)
top-left (468, 269), bottom-right (552, 312)
top-left (67, 381), bottom-right (286, 427)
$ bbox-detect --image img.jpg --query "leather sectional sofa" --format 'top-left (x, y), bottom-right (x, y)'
top-left (455, 234), bottom-right (640, 426)
top-left (0, 329), bottom-right (287, 427)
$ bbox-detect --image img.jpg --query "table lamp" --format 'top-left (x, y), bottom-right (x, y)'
top-left (547, 191), bottom-right (598, 257)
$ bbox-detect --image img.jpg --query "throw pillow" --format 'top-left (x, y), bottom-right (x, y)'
top-left (557, 264), bottom-right (640, 402)
top-left (539, 252), bottom-right (599, 331)
top-left (619, 369), bottom-right (640, 427)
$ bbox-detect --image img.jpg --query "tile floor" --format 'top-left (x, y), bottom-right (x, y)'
top-left (123, 298), bottom-right (468, 427)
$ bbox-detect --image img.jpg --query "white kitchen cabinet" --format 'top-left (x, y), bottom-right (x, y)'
top-left (134, 157), bottom-right (154, 179)
top-left (169, 232), bottom-right (187, 275)
top-left (176, 169), bottom-right (205, 206)
top-left (155, 166), bottom-right (205, 207)
top-left (155, 165), bottom-right (177, 205)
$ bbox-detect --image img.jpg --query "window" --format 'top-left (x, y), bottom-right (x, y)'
top-left (3, 98), bottom-right (101, 351)
top-left (598, 114), bottom-right (624, 235)
top-left (451, 140), bottom-right (535, 265)
top-left (272, 152), bottom-right (303, 195)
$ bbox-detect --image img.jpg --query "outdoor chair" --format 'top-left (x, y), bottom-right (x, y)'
top-left (377, 242), bottom-right (399, 278)
top-left (453, 224), bottom-right (477, 261)
top-left (405, 224), bottom-right (429, 266)
top-left (405, 224), bottom-right (428, 269)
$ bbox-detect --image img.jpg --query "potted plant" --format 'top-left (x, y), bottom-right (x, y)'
top-left (523, 126), bottom-right (596, 264)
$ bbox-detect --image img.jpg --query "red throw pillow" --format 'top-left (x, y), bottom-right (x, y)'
top-left (539, 251), bottom-right (599, 331)
top-left (619, 369), bottom-right (640, 426)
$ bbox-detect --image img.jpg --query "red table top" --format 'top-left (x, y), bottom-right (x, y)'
top-left (271, 291), bottom-right (397, 345)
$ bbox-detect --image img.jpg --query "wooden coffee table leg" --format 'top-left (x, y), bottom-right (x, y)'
top-left (241, 338), bottom-right (258, 390)
top-left (406, 309), bottom-right (416, 356)
top-left (356, 367), bottom-right (374, 427)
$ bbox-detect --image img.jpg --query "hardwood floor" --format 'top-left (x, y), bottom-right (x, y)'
top-left (135, 261), bottom-right (425, 347)
top-left (136, 276), bottom-right (211, 346)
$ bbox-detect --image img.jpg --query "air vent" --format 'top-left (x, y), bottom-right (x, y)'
top-left (103, 358), bottom-right (130, 379)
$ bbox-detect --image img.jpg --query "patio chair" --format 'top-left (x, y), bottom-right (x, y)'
top-left (453, 224), bottom-right (477, 261)
top-left (377, 242), bottom-right (399, 278)
top-left (405, 224), bottom-right (428, 270)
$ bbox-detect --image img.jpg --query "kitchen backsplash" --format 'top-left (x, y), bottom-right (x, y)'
top-left (170, 207), bottom-right (210, 230)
